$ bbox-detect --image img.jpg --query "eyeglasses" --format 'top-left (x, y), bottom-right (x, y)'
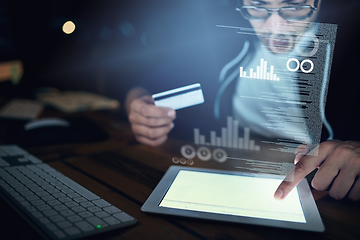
top-left (236, 2), bottom-right (318, 21)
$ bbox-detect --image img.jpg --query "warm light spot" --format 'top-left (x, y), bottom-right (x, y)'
top-left (62, 21), bottom-right (75, 34)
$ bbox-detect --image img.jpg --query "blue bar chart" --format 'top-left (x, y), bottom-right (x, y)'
top-left (194, 117), bottom-right (260, 151)
top-left (239, 58), bottom-right (280, 81)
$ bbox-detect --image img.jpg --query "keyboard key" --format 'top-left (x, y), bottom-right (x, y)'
top-left (71, 206), bottom-right (86, 213)
top-left (53, 192), bottom-right (66, 198)
top-left (31, 199), bottom-right (46, 206)
top-left (47, 200), bottom-right (61, 206)
top-left (93, 199), bottom-right (111, 208)
top-left (60, 210), bottom-right (75, 217)
top-left (14, 196), bottom-right (25, 202)
top-left (43, 210), bottom-right (58, 217)
top-left (49, 215), bottom-right (66, 223)
top-left (103, 216), bottom-right (121, 225)
top-left (56, 185), bottom-right (69, 191)
top-left (78, 211), bottom-right (94, 218)
top-left (37, 204), bottom-right (52, 212)
top-left (53, 205), bottom-right (69, 211)
top-left (95, 211), bottom-right (110, 218)
top-left (37, 217), bottom-right (51, 225)
top-left (58, 196), bottom-right (72, 203)
top-left (74, 197), bottom-right (87, 203)
top-left (47, 188), bottom-right (60, 194)
top-left (75, 221), bottom-right (94, 232)
top-left (67, 215), bottom-right (83, 223)
top-left (103, 206), bottom-right (121, 214)
top-left (25, 206), bottom-right (37, 212)
top-left (88, 206), bottom-right (102, 213)
top-left (61, 188), bottom-right (74, 194)
top-left (64, 201), bottom-right (79, 208)
top-left (56, 221), bottom-right (73, 229)
top-left (20, 190), bottom-right (34, 197)
top-left (64, 227), bottom-right (81, 236)
top-left (86, 216), bottom-right (108, 228)
top-left (36, 190), bottom-right (50, 197)
top-left (113, 212), bottom-right (135, 223)
top-left (41, 195), bottom-right (55, 202)
top-left (67, 192), bottom-right (80, 198)
top-left (9, 191), bottom-right (20, 197)
top-left (45, 223), bottom-right (58, 231)
top-left (53, 230), bottom-right (67, 239)
top-left (31, 211), bottom-right (44, 219)
top-left (19, 200), bottom-right (31, 207)
top-left (80, 201), bottom-right (94, 208)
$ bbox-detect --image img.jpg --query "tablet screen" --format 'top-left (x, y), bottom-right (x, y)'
top-left (159, 170), bottom-right (306, 223)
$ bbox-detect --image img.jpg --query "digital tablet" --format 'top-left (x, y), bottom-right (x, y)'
top-left (141, 166), bottom-right (325, 232)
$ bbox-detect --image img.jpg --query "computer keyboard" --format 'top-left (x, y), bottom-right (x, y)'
top-left (0, 145), bottom-right (137, 240)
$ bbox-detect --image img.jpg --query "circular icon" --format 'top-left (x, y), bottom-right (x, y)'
top-left (181, 145), bottom-right (196, 159)
top-left (187, 159), bottom-right (194, 165)
top-left (172, 157), bottom-right (179, 164)
top-left (300, 59), bottom-right (314, 73)
top-left (295, 32), bottom-right (319, 57)
top-left (180, 158), bottom-right (187, 165)
top-left (286, 58), bottom-right (300, 72)
top-left (196, 147), bottom-right (212, 161)
top-left (286, 58), bottom-right (314, 74)
top-left (212, 149), bottom-right (227, 163)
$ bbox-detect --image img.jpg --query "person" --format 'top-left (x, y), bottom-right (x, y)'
top-left (125, 0), bottom-right (360, 201)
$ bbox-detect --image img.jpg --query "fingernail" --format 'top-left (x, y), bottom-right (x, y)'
top-left (170, 123), bottom-right (175, 128)
top-left (294, 153), bottom-right (304, 163)
top-left (168, 110), bottom-right (176, 117)
top-left (274, 189), bottom-right (283, 200)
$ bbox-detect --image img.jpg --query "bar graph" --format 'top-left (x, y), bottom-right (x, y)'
top-left (194, 117), bottom-right (260, 151)
top-left (239, 58), bottom-right (280, 81)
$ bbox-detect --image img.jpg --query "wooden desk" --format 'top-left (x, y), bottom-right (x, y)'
top-left (1, 110), bottom-right (359, 240)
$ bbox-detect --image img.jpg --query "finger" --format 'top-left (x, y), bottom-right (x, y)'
top-left (141, 95), bottom-right (155, 104)
top-left (294, 153), bottom-right (305, 164)
top-left (326, 156), bottom-right (359, 200)
top-left (311, 162), bottom-right (340, 192)
top-left (131, 97), bottom-right (176, 119)
top-left (135, 134), bottom-right (168, 147)
top-left (294, 144), bottom-right (310, 164)
top-left (295, 144), bottom-right (309, 155)
top-left (129, 110), bottom-right (174, 128)
top-left (310, 147), bottom-right (345, 192)
top-left (274, 148), bottom-right (327, 200)
top-left (348, 178), bottom-right (360, 201)
top-left (132, 122), bottom-right (174, 140)
top-left (328, 169), bottom-right (356, 200)
top-left (312, 141), bottom-right (360, 198)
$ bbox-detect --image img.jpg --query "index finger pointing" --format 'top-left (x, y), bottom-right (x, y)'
top-left (274, 152), bottom-right (323, 200)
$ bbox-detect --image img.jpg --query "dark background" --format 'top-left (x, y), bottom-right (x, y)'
top-left (1, 0), bottom-right (360, 141)
top-left (2, 0), bottom-right (245, 99)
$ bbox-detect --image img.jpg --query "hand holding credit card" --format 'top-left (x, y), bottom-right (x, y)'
top-left (152, 83), bottom-right (205, 110)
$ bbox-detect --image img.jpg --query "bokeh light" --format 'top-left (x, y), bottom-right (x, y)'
top-left (119, 20), bottom-right (135, 37)
top-left (62, 21), bottom-right (75, 34)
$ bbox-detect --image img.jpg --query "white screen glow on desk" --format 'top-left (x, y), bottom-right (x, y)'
top-left (159, 170), bottom-right (306, 223)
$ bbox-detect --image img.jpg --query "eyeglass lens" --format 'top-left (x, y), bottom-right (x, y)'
top-left (243, 6), bottom-right (313, 20)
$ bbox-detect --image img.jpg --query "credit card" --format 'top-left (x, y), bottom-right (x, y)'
top-left (152, 83), bottom-right (205, 110)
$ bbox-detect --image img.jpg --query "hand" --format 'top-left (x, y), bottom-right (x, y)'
top-left (127, 95), bottom-right (176, 147)
top-left (274, 140), bottom-right (360, 201)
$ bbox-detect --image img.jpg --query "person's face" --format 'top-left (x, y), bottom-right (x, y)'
top-left (243, 0), bottom-right (321, 54)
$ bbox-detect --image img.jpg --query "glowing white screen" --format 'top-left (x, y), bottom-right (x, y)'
top-left (159, 170), bottom-right (306, 223)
